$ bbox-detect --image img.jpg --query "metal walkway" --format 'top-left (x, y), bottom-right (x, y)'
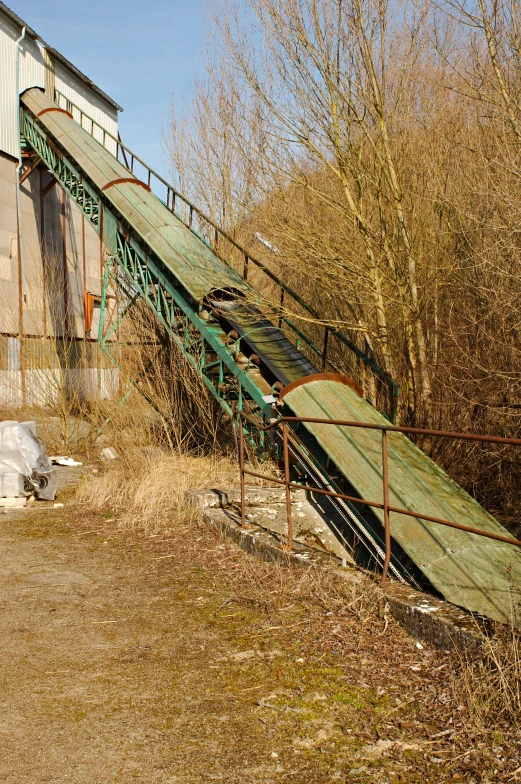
top-left (20, 87), bottom-right (521, 625)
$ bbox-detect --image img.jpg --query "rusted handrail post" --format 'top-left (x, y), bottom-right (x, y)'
top-left (381, 428), bottom-right (391, 586)
top-left (322, 327), bottom-right (330, 372)
top-left (282, 422), bottom-right (294, 551)
top-left (238, 417), bottom-right (246, 529)
top-left (278, 287), bottom-right (285, 329)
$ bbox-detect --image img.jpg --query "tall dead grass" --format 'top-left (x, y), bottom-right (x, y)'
top-left (77, 451), bottom-right (239, 531)
top-left (449, 620), bottom-right (521, 731)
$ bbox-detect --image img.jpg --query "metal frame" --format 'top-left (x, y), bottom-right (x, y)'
top-left (21, 107), bottom-right (273, 424)
top-left (53, 89), bottom-right (399, 422)
top-left (236, 412), bottom-right (521, 583)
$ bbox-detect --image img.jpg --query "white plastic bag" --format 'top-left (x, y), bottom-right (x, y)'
top-left (0, 421), bottom-right (56, 500)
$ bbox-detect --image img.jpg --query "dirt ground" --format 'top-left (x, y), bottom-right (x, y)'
top-left (0, 478), bottom-right (520, 783)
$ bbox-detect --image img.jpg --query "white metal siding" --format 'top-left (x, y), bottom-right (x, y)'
top-left (0, 8), bottom-right (118, 160)
top-left (0, 11), bottom-right (45, 159)
top-left (55, 61), bottom-right (118, 155)
top-left (0, 11), bottom-right (21, 159)
top-left (19, 35), bottom-right (45, 93)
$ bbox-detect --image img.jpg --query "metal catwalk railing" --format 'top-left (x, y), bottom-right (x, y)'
top-left (53, 89), bottom-right (399, 422)
top-left (236, 411), bottom-right (521, 584)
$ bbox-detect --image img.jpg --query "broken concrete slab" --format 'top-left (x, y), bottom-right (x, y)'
top-left (187, 486), bottom-right (291, 509)
top-left (187, 486), bottom-right (354, 563)
top-left (187, 487), bottom-right (487, 653)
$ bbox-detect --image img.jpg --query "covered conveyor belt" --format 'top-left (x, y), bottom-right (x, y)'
top-left (20, 87), bottom-right (521, 625)
top-left (280, 376), bottom-right (521, 624)
top-left (207, 297), bottom-right (318, 386)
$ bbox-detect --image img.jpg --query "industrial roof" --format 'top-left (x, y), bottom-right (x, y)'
top-left (0, 2), bottom-right (123, 112)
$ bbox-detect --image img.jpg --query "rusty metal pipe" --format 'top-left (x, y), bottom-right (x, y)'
top-left (242, 468), bottom-right (384, 509)
top-left (235, 412), bottom-right (521, 574)
top-left (386, 505), bottom-right (521, 547)
top-left (235, 411), bottom-right (521, 446)
top-left (238, 419), bottom-right (246, 529)
top-left (283, 422), bottom-right (293, 551)
top-left (268, 416), bottom-right (521, 445)
top-left (241, 470), bottom-right (521, 548)
top-left (381, 429), bottom-right (391, 586)
top-left (321, 327), bottom-right (329, 372)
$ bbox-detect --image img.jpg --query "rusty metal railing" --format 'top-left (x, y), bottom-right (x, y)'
top-left (236, 412), bottom-right (521, 585)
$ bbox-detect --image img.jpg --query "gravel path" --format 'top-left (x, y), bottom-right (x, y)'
top-left (0, 507), bottom-right (314, 783)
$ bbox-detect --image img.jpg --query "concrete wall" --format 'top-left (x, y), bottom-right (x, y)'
top-left (0, 149), bottom-right (118, 407)
top-left (0, 5), bottom-right (122, 407)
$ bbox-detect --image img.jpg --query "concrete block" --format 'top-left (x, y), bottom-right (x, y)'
top-left (0, 205), bottom-right (18, 232)
top-left (88, 258), bottom-right (101, 280)
top-left (0, 470), bottom-right (24, 497)
top-left (0, 305), bottom-right (18, 334)
top-left (24, 309), bottom-right (44, 336)
top-left (186, 486), bottom-right (292, 509)
top-left (0, 255), bottom-right (11, 280)
top-left (0, 371), bottom-right (23, 406)
top-left (0, 229), bottom-right (14, 256)
top-left (0, 497), bottom-right (26, 507)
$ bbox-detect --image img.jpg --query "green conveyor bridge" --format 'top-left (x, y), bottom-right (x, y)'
top-left (20, 87), bottom-right (521, 625)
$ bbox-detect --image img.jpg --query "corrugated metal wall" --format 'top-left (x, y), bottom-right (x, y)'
top-left (0, 12), bottom-right (19, 159)
top-left (20, 36), bottom-right (45, 93)
top-left (0, 12), bottom-right (45, 158)
top-left (54, 61), bottom-right (118, 156)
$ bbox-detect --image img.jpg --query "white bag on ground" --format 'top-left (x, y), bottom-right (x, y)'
top-left (0, 421), bottom-right (57, 501)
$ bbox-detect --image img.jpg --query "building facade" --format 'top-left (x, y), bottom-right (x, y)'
top-left (0, 2), bottom-right (121, 405)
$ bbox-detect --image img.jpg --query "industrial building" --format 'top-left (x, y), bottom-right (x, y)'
top-left (0, 2), bottom-right (120, 404)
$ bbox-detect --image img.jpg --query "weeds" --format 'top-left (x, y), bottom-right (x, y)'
top-left (449, 619), bottom-right (521, 732)
top-left (77, 450), bottom-right (521, 759)
top-left (77, 450), bottom-right (238, 530)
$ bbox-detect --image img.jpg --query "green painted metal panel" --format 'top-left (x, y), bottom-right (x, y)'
top-left (20, 96), bottom-right (274, 418)
top-left (21, 89), bottom-right (248, 303)
top-left (282, 377), bottom-right (521, 624)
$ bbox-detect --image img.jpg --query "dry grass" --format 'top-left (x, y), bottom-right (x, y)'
top-left (78, 447), bottom-right (521, 745)
top-left (77, 451), bottom-right (239, 530)
top-left (77, 429), bottom-right (279, 532)
top-left (449, 621), bottom-right (521, 732)
top-left (75, 474), bottom-right (521, 777)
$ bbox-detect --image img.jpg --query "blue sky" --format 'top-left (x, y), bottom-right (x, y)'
top-left (12, 0), bottom-right (207, 174)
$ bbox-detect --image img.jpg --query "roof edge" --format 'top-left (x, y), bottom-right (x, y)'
top-left (0, 2), bottom-right (123, 112)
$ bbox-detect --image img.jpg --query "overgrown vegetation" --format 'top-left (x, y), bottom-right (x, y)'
top-left (74, 469), bottom-right (521, 777)
top-left (165, 0), bottom-right (521, 530)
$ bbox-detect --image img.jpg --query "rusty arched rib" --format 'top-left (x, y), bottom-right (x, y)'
top-left (101, 177), bottom-right (151, 192)
top-left (279, 372), bottom-right (364, 402)
top-left (37, 107), bottom-right (73, 119)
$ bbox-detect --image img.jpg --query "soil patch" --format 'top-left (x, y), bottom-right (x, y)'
top-left (0, 499), bottom-right (519, 782)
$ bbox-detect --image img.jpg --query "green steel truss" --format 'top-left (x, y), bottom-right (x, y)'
top-left (21, 109), bottom-right (272, 422)
top-left (21, 114), bottom-right (100, 227)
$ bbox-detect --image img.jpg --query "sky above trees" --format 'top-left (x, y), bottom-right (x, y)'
top-left (13, 0), bottom-right (206, 173)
